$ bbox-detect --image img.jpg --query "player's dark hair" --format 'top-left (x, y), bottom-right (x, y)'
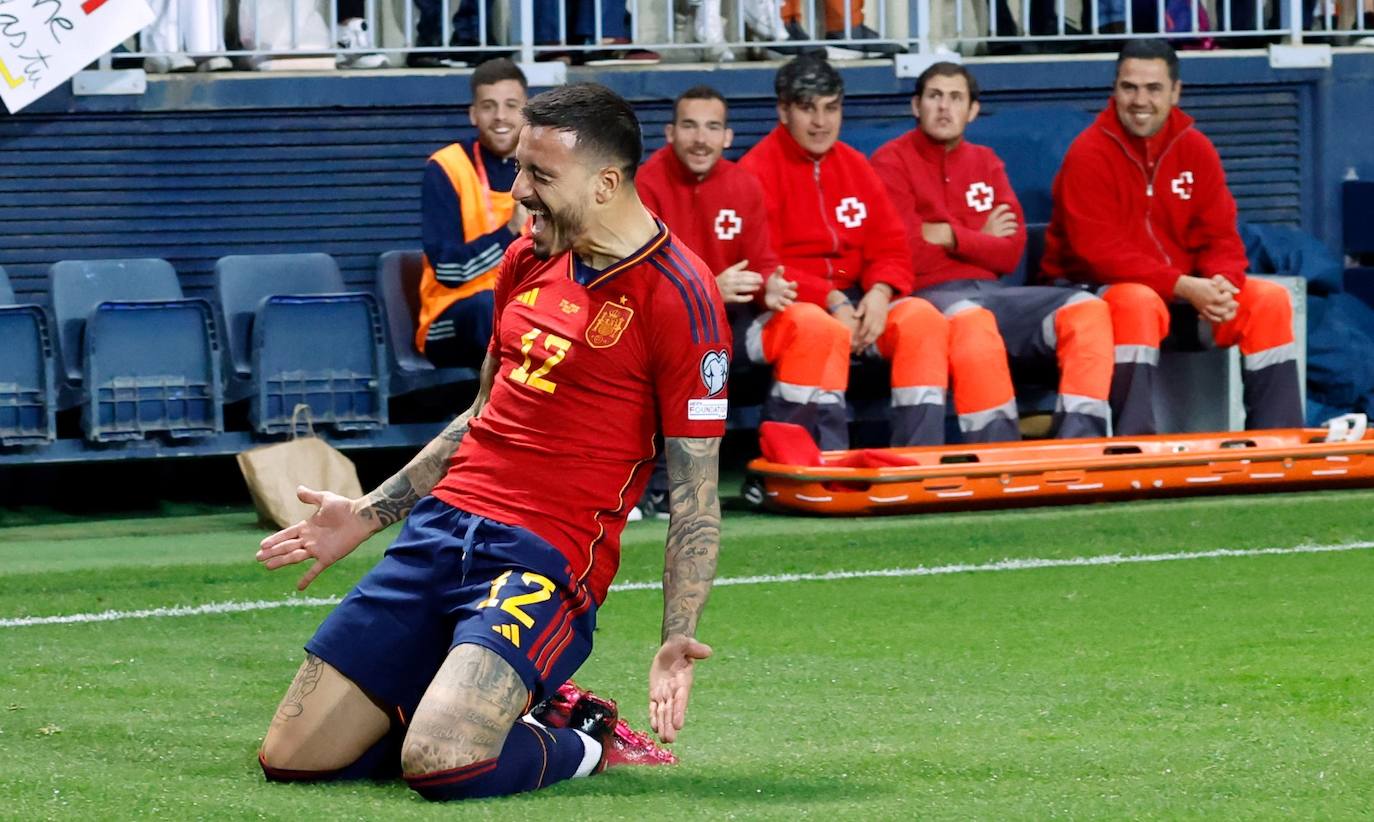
top-left (470, 57), bottom-right (527, 94)
top-left (1116, 38), bottom-right (1180, 83)
top-left (673, 85), bottom-right (729, 123)
top-left (775, 54), bottom-right (844, 105)
top-left (523, 83), bottom-right (644, 178)
top-left (915, 61), bottom-right (980, 104)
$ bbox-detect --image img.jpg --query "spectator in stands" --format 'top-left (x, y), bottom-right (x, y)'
top-left (781, 0), bottom-right (903, 55)
top-left (415, 59), bottom-right (528, 368)
top-left (871, 62), bottom-right (1113, 441)
top-left (142, 0), bottom-right (232, 72)
top-left (416, 0), bottom-right (658, 66)
top-left (639, 87), bottom-right (849, 452)
top-left (336, 1), bottom-right (389, 68)
top-left (1042, 39), bottom-right (1302, 434)
top-left (740, 55), bottom-right (948, 448)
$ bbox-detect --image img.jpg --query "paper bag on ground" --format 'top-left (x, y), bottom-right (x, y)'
top-left (236, 406), bottom-right (364, 529)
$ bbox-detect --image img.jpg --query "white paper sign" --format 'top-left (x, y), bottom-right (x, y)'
top-left (0, 0), bottom-right (154, 113)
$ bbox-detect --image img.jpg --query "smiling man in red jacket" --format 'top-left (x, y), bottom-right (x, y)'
top-left (639, 86), bottom-right (855, 452)
top-left (740, 54), bottom-right (949, 448)
top-left (1042, 39), bottom-right (1302, 434)
top-left (872, 62), bottom-right (1113, 442)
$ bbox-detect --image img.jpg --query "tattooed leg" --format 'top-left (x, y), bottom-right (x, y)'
top-left (402, 644), bottom-right (601, 800)
top-left (260, 653), bottom-right (391, 773)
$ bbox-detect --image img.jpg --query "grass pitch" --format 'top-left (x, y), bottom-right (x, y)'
top-left (3, 490), bottom-right (1374, 819)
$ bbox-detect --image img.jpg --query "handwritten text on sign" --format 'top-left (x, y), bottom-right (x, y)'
top-left (0, 0), bottom-right (153, 113)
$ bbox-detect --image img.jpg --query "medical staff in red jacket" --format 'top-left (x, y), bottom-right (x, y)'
top-left (740, 55), bottom-right (948, 448)
top-left (872, 62), bottom-right (1113, 441)
top-left (1042, 39), bottom-right (1302, 434)
top-left (638, 85), bottom-right (855, 452)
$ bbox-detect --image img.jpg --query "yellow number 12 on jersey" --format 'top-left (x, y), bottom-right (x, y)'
top-left (510, 328), bottom-right (572, 394)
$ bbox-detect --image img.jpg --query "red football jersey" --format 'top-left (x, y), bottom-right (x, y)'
top-left (432, 224), bottom-right (731, 603)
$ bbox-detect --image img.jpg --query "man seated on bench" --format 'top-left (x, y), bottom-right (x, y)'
top-left (638, 85), bottom-right (848, 455)
top-left (872, 62), bottom-right (1113, 442)
top-left (739, 54), bottom-right (949, 449)
top-left (1041, 39), bottom-right (1302, 434)
top-left (416, 59), bottom-right (528, 368)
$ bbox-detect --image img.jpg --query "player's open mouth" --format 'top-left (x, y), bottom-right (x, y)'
top-left (529, 207), bottom-right (547, 236)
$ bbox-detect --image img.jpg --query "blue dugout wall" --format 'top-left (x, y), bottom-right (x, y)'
top-left (1, 51), bottom-right (1369, 305)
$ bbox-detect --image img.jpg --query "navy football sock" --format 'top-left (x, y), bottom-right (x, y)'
top-left (405, 722), bottom-right (593, 801)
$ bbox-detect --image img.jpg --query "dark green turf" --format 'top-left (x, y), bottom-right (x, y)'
top-left (3, 490), bottom-right (1374, 818)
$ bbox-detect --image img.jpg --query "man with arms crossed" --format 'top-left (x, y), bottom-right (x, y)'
top-left (871, 62), bottom-right (1113, 441)
top-left (1041, 39), bottom-right (1302, 434)
top-left (255, 83), bottom-right (729, 801)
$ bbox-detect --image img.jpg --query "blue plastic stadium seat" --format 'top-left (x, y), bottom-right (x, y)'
top-left (375, 250), bottom-right (479, 396)
top-left (214, 253), bottom-right (388, 434)
top-left (0, 266), bottom-right (57, 446)
top-left (48, 258), bottom-right (223, 442)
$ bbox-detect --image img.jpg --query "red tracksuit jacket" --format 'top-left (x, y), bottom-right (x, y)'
top-left (870, 128), bottom-right (1027, 291)
top-left (1041, 100), bottom-right (1249, 298)
top-left (738, 125), bottom-right (913, 307)
top-left (637, 146), bottom-right (781, 280)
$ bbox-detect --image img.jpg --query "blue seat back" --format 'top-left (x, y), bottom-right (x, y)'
top-left (0, 264), bottom-right (14, 305)
top-left (84, 300), bottom-right (223, 441)
top-left (215, 253), bottom-right (344, 376)
top-left (376, 251), bottom-right (429, 370)
top-left (0, 303), bottom-right (56, 445)
top-left (49, 258), bottom-right (183, 384)
top-left (375, 250), bottom-right (481, 396)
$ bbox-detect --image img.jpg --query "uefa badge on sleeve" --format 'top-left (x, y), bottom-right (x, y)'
top-left (689, 349), bottom-right (730, 421)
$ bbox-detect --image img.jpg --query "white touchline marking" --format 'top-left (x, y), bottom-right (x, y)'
top-left (4, 541), bottom-right (1373, 629)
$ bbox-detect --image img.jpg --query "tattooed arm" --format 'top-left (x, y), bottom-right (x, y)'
top-left (648, 435), bottom-right (721, 744)
top-left (354, 350), bottom-right (499, 530)
top-left (255, 353), bottom-right (499, 590)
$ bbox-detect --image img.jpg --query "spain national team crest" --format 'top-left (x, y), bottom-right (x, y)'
top-left (586, 300), bottom-right (634, 348)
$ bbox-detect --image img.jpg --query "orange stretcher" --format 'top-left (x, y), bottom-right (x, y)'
top-left (746, 417), bottom-right (1374, 516)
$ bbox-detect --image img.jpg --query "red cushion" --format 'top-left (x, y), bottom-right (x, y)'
top-left (758, 422), bottom-right (822, 467)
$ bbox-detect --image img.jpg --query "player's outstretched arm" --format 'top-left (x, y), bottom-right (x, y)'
top-left (650, 436), bottom-right (721, 743)
top-left (255, 353), bottom-right (498, 589)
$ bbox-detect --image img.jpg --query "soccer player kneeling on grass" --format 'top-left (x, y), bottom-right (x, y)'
top-left (254, 83), bottom-right (729, 800)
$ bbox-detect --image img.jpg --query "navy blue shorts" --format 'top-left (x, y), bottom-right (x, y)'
top-left (306, 496), bottom-right (597, 721)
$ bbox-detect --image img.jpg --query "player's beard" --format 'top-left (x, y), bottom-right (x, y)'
top-left (527, 198), bottom-right (587, 260)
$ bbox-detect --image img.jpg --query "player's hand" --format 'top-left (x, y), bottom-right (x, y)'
top-left (507, 203), bottom-right (530, 235)
top-left (255, 486), bottom-right (374, 591)
top-left (980, 203), bottom-right (1018, 238)
top-left (648, 635), bottom-right (712, 744)
top-left (763, 267), bottom-right (797, 312)
top-left (1175, 275), bottom-right (1238, 324)
top-left (852, 285), bottom-right (892, 352)
top-left (715, 260), bottom-right (765, 304)
top-left (921, 221), bottom-right (956, 250)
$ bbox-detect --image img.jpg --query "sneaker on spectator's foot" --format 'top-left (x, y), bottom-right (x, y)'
top-left (1356, 12), bottom-right (1374, 47)
top-left (692, 0), bottom-right (734, 62)
top-left (583, 38), bottom-right (661, 65)
top-left (197, 56), bottom-right (233, 72)
top-left (744, 0), bottom-right (788, 41)
top-left (144, 54), bottom-right (196, 73)
top-left (337, 18), bottom-right (390, 68)
top-left (825, 24), bottom-right (905, 56)
top-left (767, 19), bottom-right (826, 56)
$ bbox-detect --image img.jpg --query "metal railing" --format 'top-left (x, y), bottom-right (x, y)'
top-left (122, 0), bottom-right (1374, 68)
